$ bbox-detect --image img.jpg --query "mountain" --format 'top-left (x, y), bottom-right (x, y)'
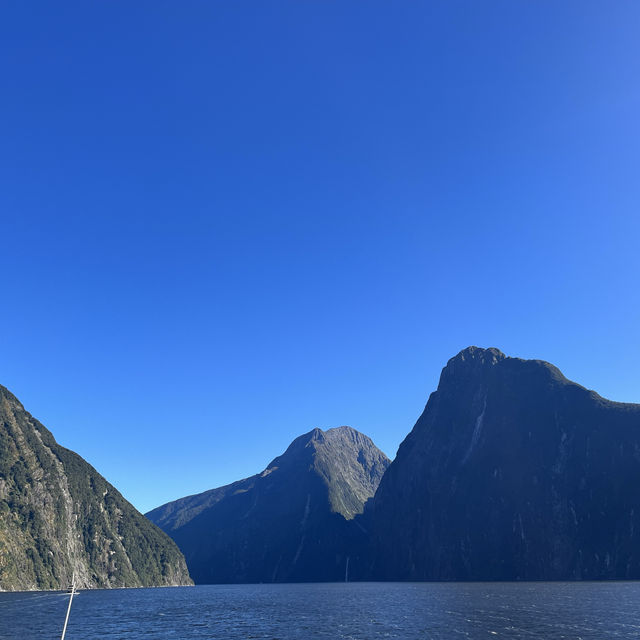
top-left (147, 426), bottom-right (390, 583)
top-left (370, 346), bottom-right (640, 580)
top-left (0, 384), bottom-right (192, 591)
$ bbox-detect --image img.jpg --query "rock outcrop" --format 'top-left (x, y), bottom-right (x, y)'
top-left (0, 384), bottom-right (192, 590)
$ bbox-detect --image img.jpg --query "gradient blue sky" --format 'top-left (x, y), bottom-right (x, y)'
top-left (1, 1), bottom-right (639, 512)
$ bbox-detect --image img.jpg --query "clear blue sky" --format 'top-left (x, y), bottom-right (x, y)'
top-left (1, 2), bottom-right (639, 513)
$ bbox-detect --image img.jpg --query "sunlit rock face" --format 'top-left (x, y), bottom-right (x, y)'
top-left (147, 426), bottom-right (389, 583)
top-left (0, 385), bottom-right (192, 591)
top-left (370, 346), bottom-right (640, 581)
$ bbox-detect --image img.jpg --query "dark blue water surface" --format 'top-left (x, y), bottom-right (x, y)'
top-left (2, 582), bottom-right (640, 639)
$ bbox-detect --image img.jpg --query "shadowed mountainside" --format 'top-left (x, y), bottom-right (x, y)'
top-left (147, 426), bottom-right (389, 583)
top-left (370, 346), bottom-right (640, 580)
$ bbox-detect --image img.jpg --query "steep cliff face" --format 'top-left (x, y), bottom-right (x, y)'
top-left (371, 346), bottom-right (640, 580)
top-left (147, 426), bottom-right (389, 583)
top-left (0, 384), bottom-right (192, 591)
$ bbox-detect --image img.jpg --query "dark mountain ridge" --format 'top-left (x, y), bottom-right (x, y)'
top-left (0, 384), bottom-right (192, 591)
top-left (11, 345), bottom-right (636, 588)
top-left (147, 426), bottom-right (390, 583)
top-left (370, 346), bottom-right (640, 580)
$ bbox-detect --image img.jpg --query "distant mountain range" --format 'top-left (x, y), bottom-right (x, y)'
top-left (0, 384), bottom-right (192, 591)
top-left (149, 347), bottom-right (640, 583)
top-left (147, 426), bottom-right (390, 583)
top-left (5, 346), bottom-right (640, 588)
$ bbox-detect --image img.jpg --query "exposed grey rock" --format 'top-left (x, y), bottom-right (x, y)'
top-left (0, 384), bottom-right (192, 590)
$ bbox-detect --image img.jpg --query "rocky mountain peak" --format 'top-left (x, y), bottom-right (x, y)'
top-left (440, 345), bottom-right (505, 377)
top-left (371, 347), bottom-right (640, 581)
top-left (454, 345), bottom-right (505, 363)
top-left (147, 425), bottom-right (390, 583)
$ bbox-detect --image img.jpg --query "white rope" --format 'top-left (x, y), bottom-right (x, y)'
top-left (60, 574), bottom-right (76, 640)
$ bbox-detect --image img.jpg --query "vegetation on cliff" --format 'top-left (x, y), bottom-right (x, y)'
top-left (0, 384), bottom-right (192, 591)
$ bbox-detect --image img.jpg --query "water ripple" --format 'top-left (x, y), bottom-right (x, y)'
top-left (2, 582), bottom-right (640, 639)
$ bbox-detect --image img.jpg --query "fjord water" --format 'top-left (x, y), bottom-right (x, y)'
top-left (2, 582), bottom-right (640, 639)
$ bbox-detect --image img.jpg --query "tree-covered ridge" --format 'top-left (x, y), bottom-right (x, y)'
top-left (0, 384), bottom-right (192, 591)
